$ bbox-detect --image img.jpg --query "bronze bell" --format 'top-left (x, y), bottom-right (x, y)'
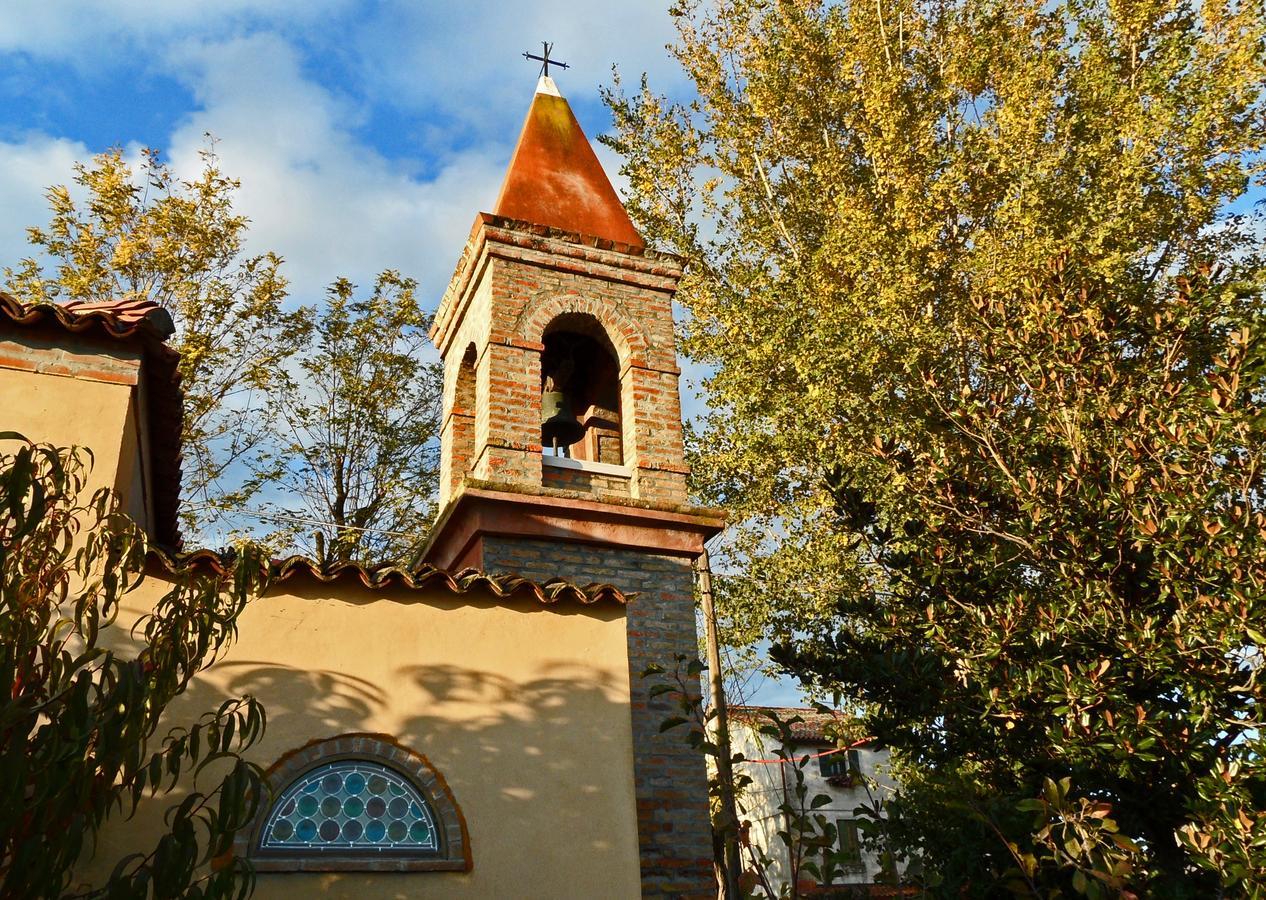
top-left (541, 390), bottom-right (585, 450)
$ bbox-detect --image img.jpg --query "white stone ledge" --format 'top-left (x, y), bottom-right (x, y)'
top-left (542, 455), bottom-right (632, 479)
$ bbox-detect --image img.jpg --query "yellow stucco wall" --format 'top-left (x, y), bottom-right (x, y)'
top-left (114, 390), bottom-right (152, 533)
top-left (0, 354), bottom-right (143, 519)
top-left (80, 577), bottom-right (642, 899)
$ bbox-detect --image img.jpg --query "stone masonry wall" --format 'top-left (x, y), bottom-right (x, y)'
top-left (498, 246), bottom-right (690, 506)
top-left (482, 537), bottom-right (714, 898)
top-left (431, 222), bottom-right (690, 510)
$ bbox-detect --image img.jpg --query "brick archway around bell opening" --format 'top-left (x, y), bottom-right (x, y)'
top-left (530, 301), bottom-right (644, 485)
top-left (521, 294), bottom-right (687, 507)
top-left (518, 294), bottom-right (651, 371)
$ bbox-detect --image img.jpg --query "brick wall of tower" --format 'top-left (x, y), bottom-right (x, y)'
top-left (437, 269), bottom-right (491, 508)
top-left (471, 338), bottom-right (541, 485)
top-left (481, 537), bottom-right (715, 898)
top-left (451, 226), bottom-right (690, 508)
top-left (539, 464), bottom-right (631, 498)
top-left (622, 363), bottom-right (690, 505)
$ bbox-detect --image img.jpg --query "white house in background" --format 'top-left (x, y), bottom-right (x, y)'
top-left (728, 706), bottom-right (903, 897)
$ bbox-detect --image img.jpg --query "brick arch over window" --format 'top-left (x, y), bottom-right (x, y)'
top-left (237, 733), bottom-right (471, 873)
top-left (519, 294), bottom-right (651, 368)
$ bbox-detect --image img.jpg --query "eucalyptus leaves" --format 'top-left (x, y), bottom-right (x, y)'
top-left (0, 435), bottom-right (268, 898)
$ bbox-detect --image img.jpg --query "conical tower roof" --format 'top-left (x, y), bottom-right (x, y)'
top-left (493, 76), bottom-right (644, 248)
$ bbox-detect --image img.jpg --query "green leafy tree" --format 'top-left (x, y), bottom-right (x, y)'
top-left (258, 271), bottom-right (443, 565)
top-left (607, 0), bottom-right (1266, 894)
top-left (0, 433), bottom-right (268, 898)
top-left (4, 147), bottom-right (309, 540)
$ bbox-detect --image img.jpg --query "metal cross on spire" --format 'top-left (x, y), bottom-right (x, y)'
top-left (523, 41), bottom-right (569, 78)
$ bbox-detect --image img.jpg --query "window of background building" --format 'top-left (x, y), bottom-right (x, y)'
top-left (837, 818), bottom-right (863, 869)
top-left (818, 748), bottom-right (861, 779)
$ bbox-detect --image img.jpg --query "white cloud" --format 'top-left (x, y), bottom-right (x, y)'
top-left (159, 33), bottom-right (505, 307)
top-left (0, 31), bottom-right (507, 310)
top-left (0, 132), bottom-right (91, 272)
top-left (0, 0), bottom-right (351, 59)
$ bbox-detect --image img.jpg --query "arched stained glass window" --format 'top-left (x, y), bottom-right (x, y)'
top-left (259, 761), bottom-right (439, 851)
top-left (240, 734), bottom-right (470, 873)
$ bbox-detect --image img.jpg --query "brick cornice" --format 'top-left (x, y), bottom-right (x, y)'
top-left (485, 238), bottom-right (681, 291)
top-left (0, 332), bottom-right (141, 386)
top-left (431, 214), bottom-right (682, 359)
top-left (439, 404), bottom-right (476, 433)
top-left (620, 358), bottom-right (683, 379)
top-left (420, 481), bottom-right (726, 573)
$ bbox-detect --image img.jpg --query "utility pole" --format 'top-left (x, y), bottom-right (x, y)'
top-left (697, 548), bottom-right (743, 899)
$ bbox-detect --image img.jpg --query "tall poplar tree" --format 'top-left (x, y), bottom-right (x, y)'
top-left (607, 0), bottom-right (1266, 893)
top-left (257, 271), bottom-right (443, 566)
top-left (4, 148), bottom-right (307, 540)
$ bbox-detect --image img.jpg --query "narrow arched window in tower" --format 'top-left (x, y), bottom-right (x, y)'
top-left (453, 343), bottom-right (477, 468)
top-left (441, 343), bottom-right (478, 504)
top-left (455, 344), bottom-right (477, 415)
top-left (540, 314), bottom-right (622, 465)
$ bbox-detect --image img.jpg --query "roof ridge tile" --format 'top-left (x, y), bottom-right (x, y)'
top-left (150, 548), bottom-right (631, 606)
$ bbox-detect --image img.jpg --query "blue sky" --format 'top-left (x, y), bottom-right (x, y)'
top-left (0, 2), bottom-right (717, 466)
top-left (0, 1), bottom-right (694, 303)
top-left (0, 1), bottom-right (807, 706)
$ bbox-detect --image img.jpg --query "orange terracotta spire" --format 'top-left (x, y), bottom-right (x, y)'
top-left (493, 76), bottom-right (644, 248)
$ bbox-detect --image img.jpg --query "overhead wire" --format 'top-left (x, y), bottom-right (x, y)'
top-left (740, 736), bottom-right (875, 766)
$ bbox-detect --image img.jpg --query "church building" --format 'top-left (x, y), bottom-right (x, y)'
top-left (0, 74), bottom-right (725, 898)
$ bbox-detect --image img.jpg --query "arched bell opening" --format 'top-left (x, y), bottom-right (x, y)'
top-left (540, 313), bottom-right (623, 465)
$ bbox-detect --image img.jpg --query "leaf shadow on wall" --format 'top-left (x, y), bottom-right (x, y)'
top-left (143, 655), bottom-right (638, 894)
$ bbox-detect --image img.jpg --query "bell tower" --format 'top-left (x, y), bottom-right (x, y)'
top-left (421, 75), bottom-right (723, 898)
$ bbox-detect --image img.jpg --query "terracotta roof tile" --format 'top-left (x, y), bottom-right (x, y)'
top-left (61, 296), bottom-right (177, 334)
top-left (0, 292), bottom-right (176, 340)
top-left (729, 706), bottom-right (852, 744)
top-left (0, 292), bottom-right (183, 549)
top-left (153, 548), bottom-right (631, 606)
